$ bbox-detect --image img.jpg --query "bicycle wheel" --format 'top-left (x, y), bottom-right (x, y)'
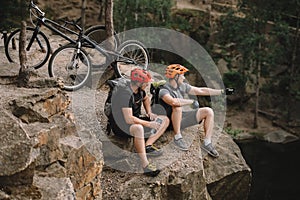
top-left (115, 40), bottom-right (149, 78)
top-left (5, 27), bottom-right (51, 69)
top-left (48, 44), bottom-right (91, 91)
top-left (84, 25), bottom-right (120, 68)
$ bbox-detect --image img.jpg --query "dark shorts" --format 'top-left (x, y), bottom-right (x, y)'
top-left (168, 109), bottom-right (200, 131)
top-left (110, 116), bottom-right (152, 138)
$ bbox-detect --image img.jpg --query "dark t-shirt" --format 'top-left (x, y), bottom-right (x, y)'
top-left (110, 83), bottom-right (146, 133)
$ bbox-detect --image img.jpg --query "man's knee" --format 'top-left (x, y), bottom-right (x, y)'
top-left (172, 106), bottom-right (182, 113)
top-left (130, 124), bottom-right (144, 138)
top-left (198, 107), bottom-right (214, 118)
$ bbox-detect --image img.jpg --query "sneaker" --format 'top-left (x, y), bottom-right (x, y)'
top-left (174, 138), bottom-right (189, 151)
top-left (201, 143), bottom-right (219, 158)
top-left (143, 162), bottom-right (160, 177)
top-left (145, 145), bottom-right (163, 157)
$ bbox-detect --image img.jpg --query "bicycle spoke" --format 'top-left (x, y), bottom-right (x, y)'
top-left (115, 40), bottom-right (149, 78)
top-left (5, 27), bottom-right (50, 69)
top-left (84, 25), bottom-right (119, 68)
top-left (48, 45), bottom-right (91, 91)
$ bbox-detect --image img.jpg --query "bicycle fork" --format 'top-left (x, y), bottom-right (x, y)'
top-left (67, 43), bottom-right (82, 70)
top-left (66, 42), bottom-right (84, 81)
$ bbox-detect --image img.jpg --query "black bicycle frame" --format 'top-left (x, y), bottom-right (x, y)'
top-left (81, 34), bottom-right (137, 65)
top-left (27, 14), bottom-right (79, 52)
top-left (28, 1), bottom-right (136, 67)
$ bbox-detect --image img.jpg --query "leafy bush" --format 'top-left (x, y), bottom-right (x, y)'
top-left (223, 71), bottom-right (246, 91)
top-left (225, 127), bottom-right (244, 137)
top-left (0, 0), bottom-right (28, 31)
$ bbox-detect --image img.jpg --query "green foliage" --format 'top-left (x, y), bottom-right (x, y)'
top-left (114, 0), bottom-right (173, 31)
top-left (219, 1), bottom-right (298, 69)
top-left (239, 0), bottom-right (300, 26)
top-left (171, 13), bottom-right (192, 31)
top-left (267, 21), bottom-right (292, 66)
top-left (0, 0), bottom-right (28, 31)
top-left (113, 0), bottom-right (210, 46)
top-left (225, 127), bottom-right (244, 137)
top-left (218, 11), bottom-right (251, 46)
top-left (223, 71), bottom-right (246, 91)
top-left (218, 0), bottom-right (300, 89)
top-left (171, 9), bottom-right (210, 45)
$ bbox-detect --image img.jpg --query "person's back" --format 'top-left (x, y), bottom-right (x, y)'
top-left (110, 83), bottom-right (132, 136)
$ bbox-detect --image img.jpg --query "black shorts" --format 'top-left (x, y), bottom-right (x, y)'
top-left (110, 116), bottom-right (152, 138)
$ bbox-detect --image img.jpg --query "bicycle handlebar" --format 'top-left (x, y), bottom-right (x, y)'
top-left (29, 1), bottom-right (81, 31)
top-left (29, 1), bottom-right (45, 17)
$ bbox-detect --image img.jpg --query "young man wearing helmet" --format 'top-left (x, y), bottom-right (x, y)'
top-left (158, 64), bottom-right (234, 157)
top-left (110, 68), bottom-right (169, 176)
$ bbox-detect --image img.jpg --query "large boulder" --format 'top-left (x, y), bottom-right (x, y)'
top-left (262, 130), bottom-right (299, 144)
top-left (204, 133), bottom-right (251, 200)
top-left (114, 127), bottom-right (211, 200)
top-left (0, 109), bottom-right (35, 177)
top-left (0, 85), bottom-right (104, 200)
top-left (10, 88), bottom-right (70, 123)
top-left (99, 125), bottom-right (251, 200)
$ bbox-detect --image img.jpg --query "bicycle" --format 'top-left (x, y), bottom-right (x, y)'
top-left (46, 21), bottom-right (149, 91)
top-left (48, 34), bottom-right (149, 91)
top-left (5, 1), bottom-right (149, 91)
top-left (4, 1), bottom-right (119, 69)
top-left (1, 30), bottom-right (8, 46)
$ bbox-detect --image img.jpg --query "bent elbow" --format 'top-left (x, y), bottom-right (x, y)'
top-left (171, 101), bottom-right (181, 107)
top-left (124, 116), bottom-right (135, 125)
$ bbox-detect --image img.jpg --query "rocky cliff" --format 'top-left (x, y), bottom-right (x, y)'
top-left (0, 0), bottom-right (251, 199)
top-left (0, 63), bottom-right (103, 200)
top-left (0, 59), bottom-right (251, 199)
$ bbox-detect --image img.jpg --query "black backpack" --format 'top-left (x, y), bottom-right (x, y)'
top-left (104, 77), bottom-right (130, 134)
top-left (150, 80), bottom-right (167, 105)
top-left (150, 80), bottom-right (168, 115)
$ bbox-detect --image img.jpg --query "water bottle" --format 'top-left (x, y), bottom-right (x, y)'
top-left (150, 118), bottom-right (163, 134)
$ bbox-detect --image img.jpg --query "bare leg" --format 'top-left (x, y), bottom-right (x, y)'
top-left (130, 124), bottom-right (148, 168)
top-left (145, 115), bottom-right (169, 146)
top-left (196, 107), bottom-right (214, 140)
top-left (171, 106), bottom-right (182, 135)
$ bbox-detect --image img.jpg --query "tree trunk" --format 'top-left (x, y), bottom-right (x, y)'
top-left (105, 0), bottom-right (114, 50)
top-left (253, 42), bottom-right (261, 129)
top-left (100, 0), bottom-right (115, 83)
top-left (98, 0), bottom-right (104, 21)
top-left (17, 21), bottom-right (31, 87)
top-left (81, 0), bottom-right (87, 31)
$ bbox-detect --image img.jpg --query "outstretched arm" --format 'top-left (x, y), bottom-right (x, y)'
top-left (188, 86), bottom-right (223, 96)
